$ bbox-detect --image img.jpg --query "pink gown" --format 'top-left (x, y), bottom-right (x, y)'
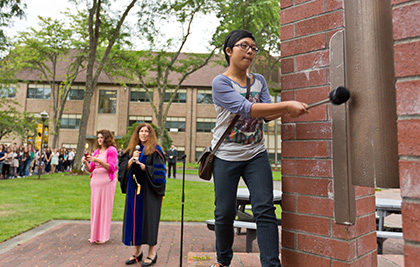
top-left (89, 151), bottom-right (117, 243)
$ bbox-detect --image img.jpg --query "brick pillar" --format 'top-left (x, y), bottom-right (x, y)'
top-left (280, 1), bottom-right (377, 266)
top-left (392, 0), bottom-right (420, 265)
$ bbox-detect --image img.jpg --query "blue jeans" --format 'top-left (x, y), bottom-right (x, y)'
top-left (213, 151), bottom-right (281, 267)
top-left (24, 159), bottom-right (32, 176)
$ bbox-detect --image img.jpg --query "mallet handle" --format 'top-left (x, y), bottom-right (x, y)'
top-left (307, 98), bottom-right (330, 109)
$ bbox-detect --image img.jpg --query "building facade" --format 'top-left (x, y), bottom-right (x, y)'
top-left (2, 59), bottom-right (282, 163)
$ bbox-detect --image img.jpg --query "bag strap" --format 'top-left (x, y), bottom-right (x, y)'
top-left (212, 74), bottom-right (251, 154)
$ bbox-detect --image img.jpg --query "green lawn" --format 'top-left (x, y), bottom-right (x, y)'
top-left (0, 173), bottom-right (214, 242)
top-left (0, 172), bottom-right (281, 243)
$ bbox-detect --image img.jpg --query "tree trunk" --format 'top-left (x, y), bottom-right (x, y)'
top-left (73, 0), bottom-right (137, 171)
top-left (73, 84), bottom-right (94, 171)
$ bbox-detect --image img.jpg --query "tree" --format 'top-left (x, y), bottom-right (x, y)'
top-left (212, 0), bottom-right (281, 92)
top-left (73, 0), bottom-right (138, 171)
top-left (0, 98), bottom-right (36, 141)
top-left (9, 16), bottom-right (86, 148)
top-left (0, 0), bottom-right (25, 51)
top-left (108, 0), bottom-right (219, 146)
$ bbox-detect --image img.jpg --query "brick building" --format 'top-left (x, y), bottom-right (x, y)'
top-left (3, 55), bottom-right (282, 163)
top-left (280, 0), bottom-right (420, 266)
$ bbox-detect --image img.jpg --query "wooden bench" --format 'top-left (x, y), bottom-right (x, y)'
top-left (376, 230), bottom-right (403, 254)
top-left (205, 219), bottom-right (257, 253)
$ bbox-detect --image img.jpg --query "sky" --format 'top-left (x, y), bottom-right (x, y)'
top-left (4, 0), bottom-right (218, 53)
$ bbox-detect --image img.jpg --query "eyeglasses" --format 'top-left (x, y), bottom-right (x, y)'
top-left (233, 43), bottom-right (260, 53)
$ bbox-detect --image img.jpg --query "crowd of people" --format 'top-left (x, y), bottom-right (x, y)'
top-left (0, 143), bottom-right (76, 179)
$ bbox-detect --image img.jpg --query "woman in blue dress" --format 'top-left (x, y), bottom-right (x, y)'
top-left (119, 123), bottom-right (166, 266)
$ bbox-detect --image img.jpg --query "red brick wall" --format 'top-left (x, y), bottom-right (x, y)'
top-left (280, 0), bottom-right (377, 265)
top-left (392, 0), bottom-right (420, 266)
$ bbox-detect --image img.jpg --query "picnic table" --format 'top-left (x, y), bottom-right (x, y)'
top-left (375, 198), bottom-right (403, 254)
top-left (205, 188), bottom-right (282, 253)
top-left (236, 187), bottom-right (282, 220)
top-left (375, 198), bottom-right (402, 231)
top-left (235, 187), bottom-right (282, 225)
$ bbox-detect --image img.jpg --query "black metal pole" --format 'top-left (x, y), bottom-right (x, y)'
top-left (180, 154), bottom-right (187, 267)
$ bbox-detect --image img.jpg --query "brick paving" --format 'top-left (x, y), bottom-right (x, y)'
top-left (0, 176), bottom-right (404, 266)
top-left (0, 217), bottom-right (403, 266)
top-left (0, 220), bottom-right (267, 267)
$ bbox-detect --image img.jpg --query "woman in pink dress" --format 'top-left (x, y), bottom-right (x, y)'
top-left (82, 129), bottom-right (118, 244)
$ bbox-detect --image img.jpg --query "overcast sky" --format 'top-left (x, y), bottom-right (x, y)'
top-left (4, 0), bottom-right (218, 53)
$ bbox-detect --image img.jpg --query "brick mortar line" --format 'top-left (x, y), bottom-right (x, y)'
top-left (282, 244), bottom-right (377, 263)
top-left (281, 28), bottom-right (342, 45)
top-left (282, 209), bottom-right (375, 221)
top-left (396, 75), bottom-right (420, 82)
top-left (405, 239), bottom-right (420, 248)
top-left (399, 155), bottom-right (420, 161)
top-left (397, 115), bottom-right (420, 120)
top-left (280, 48), bottom-right (330, 60)
top-left (401, 197), bottom-right (420, 204)
top-left (392, 0), bottom-right (420, 9)
top-left (281, 227), bottom-right (377, 243)
top-left (281, 247), bottom-right (334, 261)
top-left (282, 175), bottom-right (333, 180)
top-left (288, 66), bottom-right (330, 75)
top-left (394, 36), bottom-right (420, 45)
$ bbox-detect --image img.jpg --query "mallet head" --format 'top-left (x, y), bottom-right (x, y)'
top-left (329, 86), bottom-right (350, 105)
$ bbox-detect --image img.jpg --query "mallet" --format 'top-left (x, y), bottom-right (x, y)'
top-left (307, 86), bottom-right (351, 109)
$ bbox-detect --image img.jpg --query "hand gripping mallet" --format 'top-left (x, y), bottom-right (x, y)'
top-left (307, 86), bottom-right (351, 109)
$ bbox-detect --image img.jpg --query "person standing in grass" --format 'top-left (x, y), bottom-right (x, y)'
top-left (10, 145), bottom-right (19, 178)
top-left (166, 144), bottom-right (178, 178)
top-left (0, 144), bottom-right (7, 179)
top-left (209, 30), bottom-right (308, 267)
top-left (19, 146), bottom-right (29, 177)
top-left (82, 129), bottom-right (118, 244)
top-left (44, 147), bottom-right (52, 174)
top-left (2, 146), bottom-right (13, 179)
top-left (25, 144), bottom-right (34, 176)
top-left (50, 148), bottom-right (59, 173)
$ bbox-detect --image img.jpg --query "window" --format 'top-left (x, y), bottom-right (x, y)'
top-left (197, 90), bottom-right (213, 104)
top-left (164, 89), bottom-right (186, 103)
top-left (131, 88), bottom-right (153, 102)
top-left (196, 118), bottom-right (216, 132)
top-left (60, 114), bottom-right (81, 129)
top-left (129, 116), bottom-right (153, 126)
top-left (0, 86), bottom-right (16, 98)
top-left (98, 90), bottom-right (117, 114)
top-left (67, 85), bottom-right (85, 100)
top-left (27, 84), bottom-right (51, 99)
top-left (165, 117), bottom-right (186, 132)
top-left (195, 147), bottom-right (206, 162)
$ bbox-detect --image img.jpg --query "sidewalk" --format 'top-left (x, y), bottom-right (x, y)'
top-left (0, 174), bottom-right (404, 266)
top-left (0, 220), bottom-right (265, 267)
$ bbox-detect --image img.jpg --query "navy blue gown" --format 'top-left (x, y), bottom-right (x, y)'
top-left (122, 145), bottom-right (166, 246)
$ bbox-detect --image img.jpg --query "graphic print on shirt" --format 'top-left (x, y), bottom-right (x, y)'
top-left (225, 80), bottom-right (264, 145)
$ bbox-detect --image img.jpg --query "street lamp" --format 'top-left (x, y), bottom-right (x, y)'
top-left (38, 111), bottom-right (49, 180)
